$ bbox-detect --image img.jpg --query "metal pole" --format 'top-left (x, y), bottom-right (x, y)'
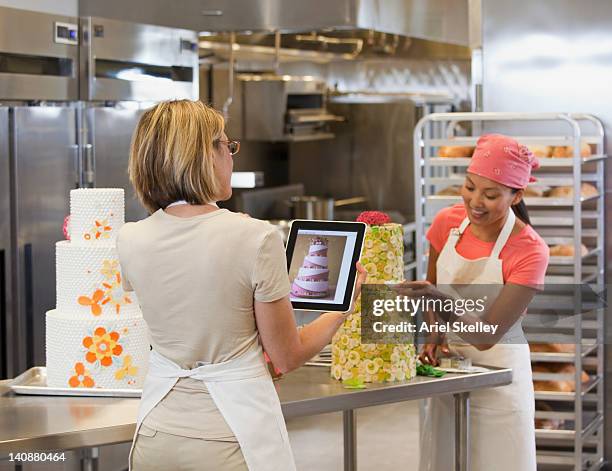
top-left (454, 392), bottom-right (470, 471)
top-left (343, 409), bottom-right (357, 471)
top-left (80, 447), bottom-right (99, 471)
top-left (221, 32), bottom-right (236, 121)
top-left (274, 30), bottom-right (281, 75)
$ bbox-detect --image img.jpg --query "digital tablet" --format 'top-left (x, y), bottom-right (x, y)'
top-left (286, 220), bottom-right (366, 312)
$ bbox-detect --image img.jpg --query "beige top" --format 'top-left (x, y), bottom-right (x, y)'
top-left (117, 208), bottom-right (290, 439)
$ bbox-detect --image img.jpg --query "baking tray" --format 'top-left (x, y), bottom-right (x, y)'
top-left (10, 367), bottom-right (142, 397)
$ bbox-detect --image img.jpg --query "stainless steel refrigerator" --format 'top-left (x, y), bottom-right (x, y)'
top-left (79, 16), bottom-right (198, 222)
top-left (0, 6), bottom-right (81, 377)
top-left (0, 8), bottom-right (198, 378)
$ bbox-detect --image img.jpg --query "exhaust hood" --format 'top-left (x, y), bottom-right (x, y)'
top-left (79, 0), bottom-right (469, 47)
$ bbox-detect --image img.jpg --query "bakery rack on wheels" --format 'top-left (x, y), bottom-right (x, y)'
top-left (412, 112), bottom-right (606, 471)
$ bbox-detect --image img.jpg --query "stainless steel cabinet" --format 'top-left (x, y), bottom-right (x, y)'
top-left (0, 108), bottom-right (11, 379)
top-left (8, 106), bottom-right (77, 373)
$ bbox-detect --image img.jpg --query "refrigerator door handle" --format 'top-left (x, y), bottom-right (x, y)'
top-left (71, 144), bottom-right (81, 187)
top-left (23, 243), bottom-right (34, 368)
top-left (82, 143), bottom-right (94, 188)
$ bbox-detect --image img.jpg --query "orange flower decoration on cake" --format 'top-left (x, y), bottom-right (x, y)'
top-left (68, 362), bottom-right (95, 388)
top-left (83, 219), bottom-right (113, 241)
top-left (101, 273), bottom-right (132, 315)
top-left (77, 260), bottom-right (132, 316)
top-left (115, 355), bottom-right (138, 381)
top-left (83, 327), bottom-right (123, 367)
top-left (78, 289), bottom-right (104, 316)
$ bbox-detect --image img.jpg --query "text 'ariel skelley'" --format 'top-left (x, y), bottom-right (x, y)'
top-left (370, 295), bottom-right (498, 335)
top-left (371, 320), bottom-right (499, 335)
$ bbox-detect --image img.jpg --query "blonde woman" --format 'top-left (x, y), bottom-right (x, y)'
top-left (118, 100), bottom-right (365, 471)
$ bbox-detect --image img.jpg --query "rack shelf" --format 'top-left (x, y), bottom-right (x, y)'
top-left (530, 343), bottom-right (597, 363)
top-left (535, 412), bottom-right (603, 441)
top-left (533, 375), bottom-right (602, 401)
top-left (426, 194), bottom-right (601, 206)
top-left (427, 155), bottom-right (607, 167)
top-left (413, 112), bottom-right (606, 471)
top-left (536, 451), bottom-right (602, 469)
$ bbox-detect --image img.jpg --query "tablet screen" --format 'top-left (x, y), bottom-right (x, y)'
top-left (286, 220), bottom-right (366, 312)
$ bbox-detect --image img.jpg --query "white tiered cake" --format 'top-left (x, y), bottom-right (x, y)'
top-left (45, 189), bottom-right (149, 389)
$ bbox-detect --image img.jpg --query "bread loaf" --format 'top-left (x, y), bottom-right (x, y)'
top-left (530, 343), bottom-right (575, 354)
top-left (436, 185), bottom-right (462, 196)
top-left (528, 145), bottom-right (552, 158)
top-left (551, 146), bottom-right (570, 158)
top-left (566, 142), bottom-right (592, 157)
top-left (549, 244), bottom-right (589, 257)
top-left (551, 143), bottom-right (592, 158)
top-left (534, 401), bottom-right (564, 430)
top-left (532, 363), bottom-right (589, 392)
top-left (547, 183), bottom-right (598, 198)
top-left (438, 146), bottom-right (474, 158)
top-left (524, 186), bottom-right (548, 197)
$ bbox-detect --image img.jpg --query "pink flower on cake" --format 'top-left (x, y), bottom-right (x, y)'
top-left (68, 362), bottom-right (95, 388)
top-left (83, 327), bottom-right (123, 367)
top-left (114, 355), bottom-right (138, 381)
top-left (78, 289), bottom-right (105, 316)
top-left (62, 215), bottom-right (71, 241)
top-left (356, 211), bottom-right (391, 225)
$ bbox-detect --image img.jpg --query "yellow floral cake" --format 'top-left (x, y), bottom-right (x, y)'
top-left (331, 214), bottom-right (417, 383)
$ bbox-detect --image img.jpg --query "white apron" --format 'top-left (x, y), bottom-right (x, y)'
top-left (129, 345), bottom-right (296, 471)
top-left (419, 209), bottom-right (536, 471)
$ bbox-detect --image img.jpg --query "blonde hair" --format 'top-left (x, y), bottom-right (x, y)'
top-left (129, 100), bottom-right (225, 213)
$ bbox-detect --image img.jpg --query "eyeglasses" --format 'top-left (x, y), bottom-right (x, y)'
top-left (217, 139), bottom-right (240, 156)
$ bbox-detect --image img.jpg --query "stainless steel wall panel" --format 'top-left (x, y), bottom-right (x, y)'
top-left (289, 98), bottom-right (440, 222)
top-left (481, 0), bottom-right (612, 462)
top-left (87, 106), bottom-right (148, 222)
top-left (12, 106), bottom-right (76, 371)
top-left (0, 107), bottom-right (11, 379)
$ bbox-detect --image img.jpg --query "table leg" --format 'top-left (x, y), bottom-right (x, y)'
top-left (343, 409), bottom-right (357, 471)
top-left (80, 447), bottom-right (99, 471)
top-left (454, 392), bottom-right (470, 471)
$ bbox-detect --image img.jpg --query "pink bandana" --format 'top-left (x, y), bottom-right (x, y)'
top-left (467, 134), bottom-right (539, 189)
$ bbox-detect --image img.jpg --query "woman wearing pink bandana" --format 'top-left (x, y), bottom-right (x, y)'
top-left (406, 134), bottom-right (549, 471)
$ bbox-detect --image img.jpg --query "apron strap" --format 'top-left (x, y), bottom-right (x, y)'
top-left (491, 209), bottom-right (516, 258)
top-left (453, 210), bottom-right (515, 259)
top-left (458, 217), bottom-right (471, 235)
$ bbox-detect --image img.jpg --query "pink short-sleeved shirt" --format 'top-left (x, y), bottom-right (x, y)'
top-left (426, 204), bottom-right (549, 286)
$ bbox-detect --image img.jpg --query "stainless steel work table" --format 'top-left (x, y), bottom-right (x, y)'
top-left (0, 365), bottom-right (512, 471)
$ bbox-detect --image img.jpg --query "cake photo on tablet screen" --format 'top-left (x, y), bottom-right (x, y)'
top-left (290, 236), bottom-right (330, 298)
top-left (45, 189), bottom-right (149, 389)
top-left (331, 211), bottom-right (417, 383)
